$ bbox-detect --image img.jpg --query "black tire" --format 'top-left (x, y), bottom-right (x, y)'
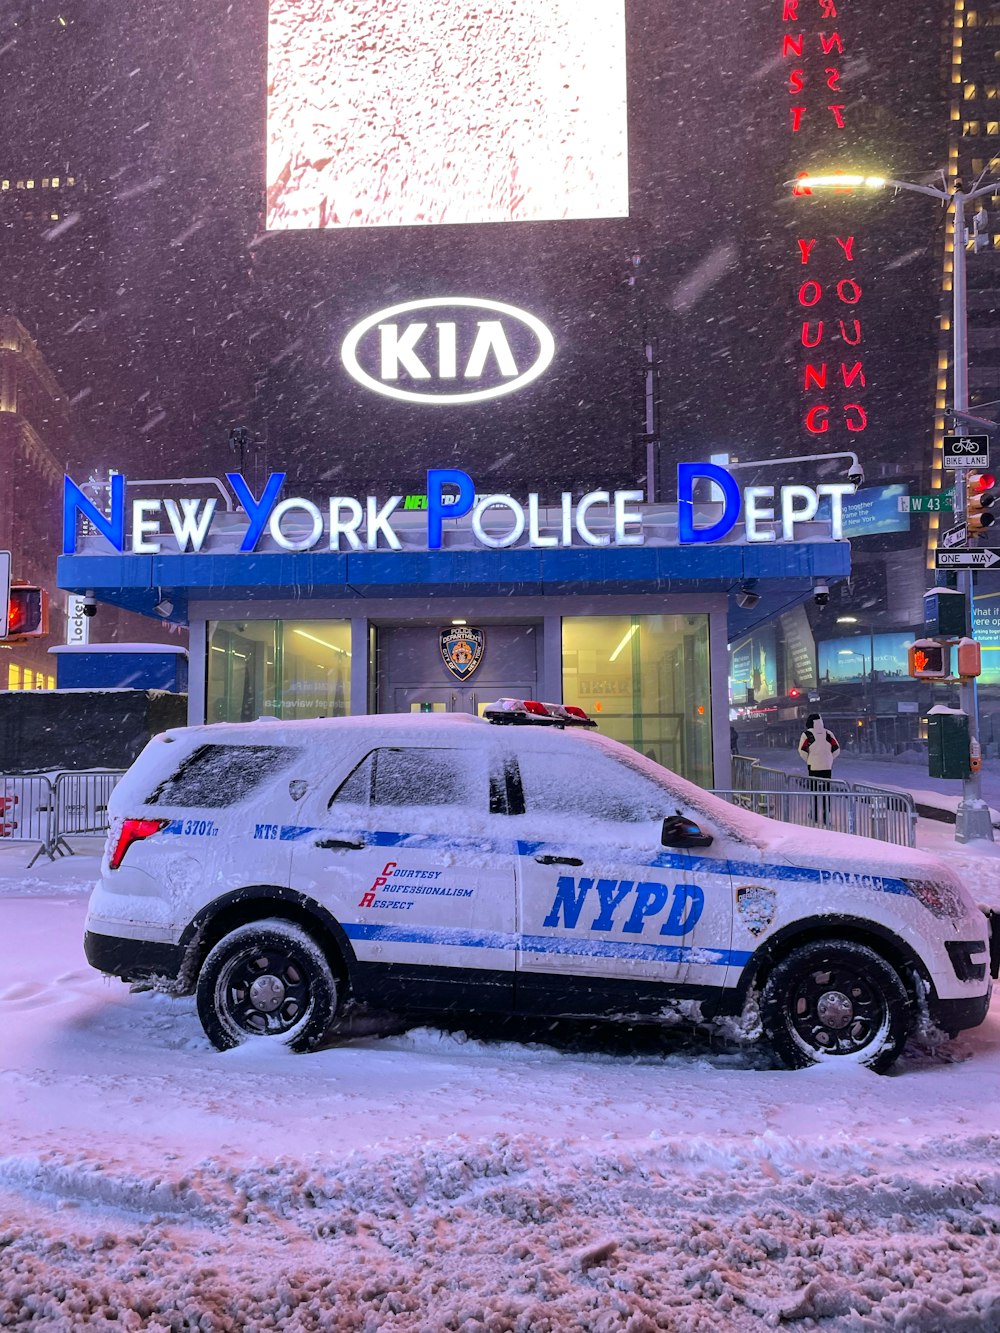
top-left (196, 918), bottom-right (339, 1052)
top-left (761, 939), bottom-right (912, 1073)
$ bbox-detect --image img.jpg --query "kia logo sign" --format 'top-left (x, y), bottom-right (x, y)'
top-left (341, 297), bottom-right (555, 405)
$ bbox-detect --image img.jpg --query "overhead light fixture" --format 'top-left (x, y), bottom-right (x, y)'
top-left (735, 585), bottom-right (760, 611)
top-left (609, 624), bottom-right (638, 662)
top-left (293, 628), bottom-right (351, 656)
top-left (451, 619), bottom-right (467, 626)
top-left (154, 597), bottom-right (174, 618)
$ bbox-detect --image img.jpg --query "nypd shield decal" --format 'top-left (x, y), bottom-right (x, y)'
top-left (440, 626), bottom-right (486, 680)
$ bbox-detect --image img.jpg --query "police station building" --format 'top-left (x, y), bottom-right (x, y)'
top-left (57, 460), bottom-right (850, 791)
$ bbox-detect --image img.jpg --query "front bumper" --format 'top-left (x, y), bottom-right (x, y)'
top-left (84, 929), bottom-right (187, 985)
top-left (926, 986), bottom-right (991, 1038)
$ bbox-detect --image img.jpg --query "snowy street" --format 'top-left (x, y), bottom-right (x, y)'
top-left (2, 832), bottom-right (1000, 1332)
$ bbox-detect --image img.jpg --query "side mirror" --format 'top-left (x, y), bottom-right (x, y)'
top-left (661, 813), bottom-right (713, 849)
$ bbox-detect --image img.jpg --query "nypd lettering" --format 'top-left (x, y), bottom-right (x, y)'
top-left (542, 876), bottom-right (705, 936)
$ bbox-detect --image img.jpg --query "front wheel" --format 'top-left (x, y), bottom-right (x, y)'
top-left (196, 918), bottom-right (339, 1052)
top-left (761, 940), bottom-right (912, 1073)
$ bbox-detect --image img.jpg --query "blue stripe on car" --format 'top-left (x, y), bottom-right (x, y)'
top-left (286, 825), bottom-right (913, 898)
top-left (339, 921), bottom-right (753, 968)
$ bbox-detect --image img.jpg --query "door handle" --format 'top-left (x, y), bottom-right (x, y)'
top-left (534, 854), bottom-right (584, 866)
top-left (315, 838), bottom-right (366, 851)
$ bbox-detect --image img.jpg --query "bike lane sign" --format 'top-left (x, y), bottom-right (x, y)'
top-left (943, 435), bottom-right (990, 470)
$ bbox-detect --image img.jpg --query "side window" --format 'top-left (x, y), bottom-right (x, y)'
top-left (145, 744), bottom-right (301, 808)
top-left (329, 747), bottom-right (493, 811)
top-left (516, 746), bottom-right (665, 823)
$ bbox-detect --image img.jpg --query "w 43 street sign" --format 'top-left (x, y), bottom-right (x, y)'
top-left (935, 548), bottom-right (1000, 568)
top-left (899, 492), bottom-right (955, 513)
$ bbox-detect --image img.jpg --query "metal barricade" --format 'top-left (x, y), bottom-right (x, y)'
top-left (0, 774), bottom-right (56, 866)
top-left (53, 770), bottom-right (124, 853)
top-left (731, 754), bottom-right (758, 790)
top-left (0, 769), bottom-right (125, 864)
top-left (716, 757), bottom-right (917, 847)
top-left (709, 784), bottom-right (916, 847)
top-left (846, 782), bottom-right (918, 848)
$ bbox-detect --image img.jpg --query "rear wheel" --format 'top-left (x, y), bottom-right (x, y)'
top-left (196, 918), bottom-right (339, 1052)
top-left (761, 939), bottom-right (912, 1073)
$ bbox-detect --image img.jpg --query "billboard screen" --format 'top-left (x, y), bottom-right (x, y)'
top-left (818, 633), bottom-right (914, 685)
top-left (266, 0), bottom-right (629, 231)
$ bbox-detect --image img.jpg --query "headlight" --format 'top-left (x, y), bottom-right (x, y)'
top-left (904, 878), bottom-right (967, 921)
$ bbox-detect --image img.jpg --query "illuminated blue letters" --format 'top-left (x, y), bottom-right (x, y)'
top-left (63, 474), bottom-right (126, 554)
top-left (426, 468), bottom-right (476, 550)
top-left (677, 462), bottom-right (741, 544)
top-left (226, 472), bottom-right (286, 553)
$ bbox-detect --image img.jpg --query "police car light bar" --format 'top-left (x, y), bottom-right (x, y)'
top-left (482, 698), bottom-right (598, 728)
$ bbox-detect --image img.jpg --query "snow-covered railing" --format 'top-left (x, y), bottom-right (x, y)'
top-left (0, 769), bottom-right (126, 865)
top-left (717, 762), bottom-right (916, 847)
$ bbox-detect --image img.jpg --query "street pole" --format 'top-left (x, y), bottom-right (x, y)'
top-left (951, 189), bottom-right (994, 841)
top-left (868, 625), bottom-right (878, 755)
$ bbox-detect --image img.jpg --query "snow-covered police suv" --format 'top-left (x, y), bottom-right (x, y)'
top-left (84, 704), bottom-right (995, 1071)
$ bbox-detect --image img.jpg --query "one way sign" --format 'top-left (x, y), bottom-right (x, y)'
top-left (935, 548), bottom-right (1000, 568)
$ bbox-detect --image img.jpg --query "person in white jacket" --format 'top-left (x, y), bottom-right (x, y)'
top-left (797, 713), bottom-right (841, 777)
top-left (798, 713), bottom-right (841, 822)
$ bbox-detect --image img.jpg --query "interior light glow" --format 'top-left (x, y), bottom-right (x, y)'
top-left (293, 628), bottom-right (351, 656)
top-left (609, 624), bottom-right (638, 662)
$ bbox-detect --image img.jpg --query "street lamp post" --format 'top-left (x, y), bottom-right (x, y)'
top-left (794, 172), bottom-right (996, 842)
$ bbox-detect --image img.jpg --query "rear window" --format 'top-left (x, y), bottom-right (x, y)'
top-left (145, 743), bottom-right (301, 808)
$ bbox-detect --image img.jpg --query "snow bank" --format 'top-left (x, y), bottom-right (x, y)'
top-left (2, 845), bottom-right (1000, 1330)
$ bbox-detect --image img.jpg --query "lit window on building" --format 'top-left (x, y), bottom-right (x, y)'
top-left (966, 83), bottom-right (978, 99)
top-left (964, 120), bottom-right (982, 134)
top-left (23, 669), bottom-right (34, 689)
top-left (8, 665), bottom-right (21, 690)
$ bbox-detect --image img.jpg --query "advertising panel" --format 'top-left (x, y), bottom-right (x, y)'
top-left (818, 633), bottom-right (914, 685)
top-left (730, 628), bottom-right (778, 705)
top-left (973, 593), bottom-right (1000, 686)
top-left (821, 485), bottom-right (911, 539)
top-left (266, 0), bottom-right (628, 231)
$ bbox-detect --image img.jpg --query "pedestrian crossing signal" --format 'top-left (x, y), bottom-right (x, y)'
top-left (966, 472), bottom-right (997, 532)
top-left (3, 586), bottom-right (48, 639)
top-left (908, 639), bottom-right (950, 679)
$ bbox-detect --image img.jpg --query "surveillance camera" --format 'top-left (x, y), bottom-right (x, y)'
top-left (847, 468), bottom-right (864, 488)
top-left (813, 581), bottom-right (830, 607)
top-left (81, 591), bottom-right (97, 618)
top-left (736, 586), bottom-right (761, 610)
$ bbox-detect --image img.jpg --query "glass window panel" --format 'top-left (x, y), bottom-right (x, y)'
top-left (208, 619), bottom-right (350, 722)
top-left (561, 614), bottom-right (712, 787)
top-left (329, 753), bottom-right (374, 808)
top-left (145, 743), bottom-right (301, 807)
top-left (372, 747), bottom-right (485, 808)
top-left (518, 745), bottom-right (665, 822)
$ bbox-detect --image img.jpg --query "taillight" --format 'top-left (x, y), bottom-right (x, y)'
top-left (109, 818), bottom-right (167, 870)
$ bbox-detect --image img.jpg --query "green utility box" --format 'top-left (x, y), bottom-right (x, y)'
top-left (924, 588), bottom-right (968, 639)
top-left (927, 709), bottom-right (971, 780)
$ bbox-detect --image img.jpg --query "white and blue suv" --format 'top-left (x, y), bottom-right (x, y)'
top-left (84, 709), bottom-right (995, 1070)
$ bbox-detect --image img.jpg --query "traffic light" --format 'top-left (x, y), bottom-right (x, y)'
top-left (966, 471), bottom-right (997, 532)
top-left (908, 638), bottom-right (951, 679)
top-left (4, 586), bottom-right (48, 639)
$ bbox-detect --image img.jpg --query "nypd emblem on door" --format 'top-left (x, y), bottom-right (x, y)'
top-left (440, 627), bottom-right (485, 680)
